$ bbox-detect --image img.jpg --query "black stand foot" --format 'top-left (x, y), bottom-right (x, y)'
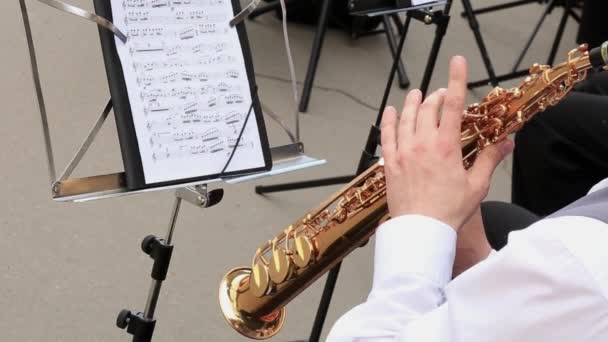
top-left (255, 175), bottom-right (355, 194)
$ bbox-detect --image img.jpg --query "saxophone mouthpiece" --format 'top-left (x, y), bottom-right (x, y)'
top-left (588, 41), bottom-right (608, 68)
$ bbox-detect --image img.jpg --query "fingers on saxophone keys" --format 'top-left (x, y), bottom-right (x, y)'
top-left (398, 89), bottom-right (422, 148)
top-left (440, 56), bottom-right (468, 139)
top-left (380, 106), bottom-right (398, 164)
top-left (416, 88), bottom-right (446, 135)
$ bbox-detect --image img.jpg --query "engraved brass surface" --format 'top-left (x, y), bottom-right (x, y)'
top-left (220, 44), bottom-right (598, 339)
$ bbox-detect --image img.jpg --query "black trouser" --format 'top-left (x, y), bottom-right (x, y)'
top-left (577, 0), bottom-right (608, 50)
top-left (511, 71), bottom-right (608, 217)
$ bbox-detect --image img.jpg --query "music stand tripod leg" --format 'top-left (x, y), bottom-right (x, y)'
top-left (546, 0), bottom-right (570, 66)
top-left (468, 0), bottom-right (573, 88)
top-left (382, 15), bottom-right (410, 89)
top-left (460, 0), bottom-right (541, 17)
top-left (419, 10), bottom-right (451, 96)
top-left (255, 175), bottom-right (356, 194)
top-left (511, 0), bottom-right (556, 72)
top-left (461, 0), bottom-right (499, 87)
top-left (299, 0), bottom-right (334, 113)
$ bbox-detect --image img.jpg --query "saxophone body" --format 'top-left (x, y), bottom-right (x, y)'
top-left (219, 43), bottom-right (608, 340)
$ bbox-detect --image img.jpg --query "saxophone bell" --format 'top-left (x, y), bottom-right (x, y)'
top-left (219, 267), bottom-right (286, 339)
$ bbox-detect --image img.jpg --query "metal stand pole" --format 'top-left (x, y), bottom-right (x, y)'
top-left (19, 0), bottom-right (57, 183)
top-left (511, 0), bottom-right (556, 72)
top-left (383, 15), bottom-right (410, 89)
top-left (419, 11), bottom-right (450, 96)
top-left (143, 197), bottom-right (181, 319)
top-left (117, 186), bottom-right (224, 342)
top-left (116, 197), bottom-right (181, 342)
top-left (298, 0), bottom-right (334, 113)
top-left (460, 0), bottom-right (499, 87)
top-left (545, 0), bottom-right (571, 66)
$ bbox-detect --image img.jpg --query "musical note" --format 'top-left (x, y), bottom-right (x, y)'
top-left (113, 0), bottom-right (263, 182)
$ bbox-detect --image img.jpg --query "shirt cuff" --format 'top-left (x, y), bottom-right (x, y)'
top-left (373, 215), bottom-right (457, 288)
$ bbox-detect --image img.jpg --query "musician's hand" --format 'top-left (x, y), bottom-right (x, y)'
top-left (380, 56), bottom-right (514, 231)
top-left (453, 206), bottom-right (492, 277)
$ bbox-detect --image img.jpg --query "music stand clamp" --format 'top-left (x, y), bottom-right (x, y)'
top-left (116, 185), bottom-right (224, 342)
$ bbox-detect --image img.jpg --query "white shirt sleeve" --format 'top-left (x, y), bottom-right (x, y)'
top-left (327, 214), bottom-right (457, 342)
top-left (327, 216), bottom-right (608, 342)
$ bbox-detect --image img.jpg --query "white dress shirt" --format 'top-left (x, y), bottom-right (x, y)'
top-left (327, 183), bottom-right (608, 342)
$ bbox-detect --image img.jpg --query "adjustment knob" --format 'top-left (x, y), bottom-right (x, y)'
top-left (141, 235), bottom-right (158, 255)
top-left (116, 309), bottom-right (132, 329)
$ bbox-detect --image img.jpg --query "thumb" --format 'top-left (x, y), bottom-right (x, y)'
top-left (468, 139), bottom-right (515, 196)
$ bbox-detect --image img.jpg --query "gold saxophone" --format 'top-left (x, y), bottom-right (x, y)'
top-left (219, 43), bottom-right (608, 339)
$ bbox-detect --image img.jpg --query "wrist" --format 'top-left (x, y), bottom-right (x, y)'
top-left (387, 212), bottom-right (457, 232)
top-left (390, 210), bottom-right (460, 232)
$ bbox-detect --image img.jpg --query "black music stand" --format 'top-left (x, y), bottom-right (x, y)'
top-left (274, 3), bottom-right (454, 341)
top-left (248, 0), bottom-right (410, 112)
top-left (18, 1), bottom-right (327, 342)
top-left (463, 0), bottom-right (582, 89)
top-left (255, 2), bottom-right (451, 196)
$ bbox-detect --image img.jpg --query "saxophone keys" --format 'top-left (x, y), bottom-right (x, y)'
top-left (250, 263), bottom-right (271, 298)
top-left (292, 236), bottom-right (315, 268)
top-left (268, 247), bottom-right (293, 284)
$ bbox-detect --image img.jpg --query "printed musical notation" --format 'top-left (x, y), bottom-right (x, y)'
top-left (111, 0), bottom-right (266, 183)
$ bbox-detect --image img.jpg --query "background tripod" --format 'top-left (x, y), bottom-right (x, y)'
top-left (464, 0), bottom-right (582, 89)
top-left (255, 3), bottom-right (452, 196)
top-left (247, 0), bottom-right (411, 112)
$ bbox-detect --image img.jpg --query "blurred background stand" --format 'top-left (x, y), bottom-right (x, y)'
top-left (464, 0), bottom-right (583, 89)
top-left (247, 0), bottom-right (411, 112)
top-left (255, 1), bottom-right (451, 195)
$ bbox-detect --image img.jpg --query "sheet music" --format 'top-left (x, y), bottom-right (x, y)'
top-left (111, 0), bottom-right (267, 184)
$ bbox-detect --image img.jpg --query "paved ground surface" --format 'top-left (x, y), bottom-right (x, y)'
top-left (1, 0), bottom-right (579, 341)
